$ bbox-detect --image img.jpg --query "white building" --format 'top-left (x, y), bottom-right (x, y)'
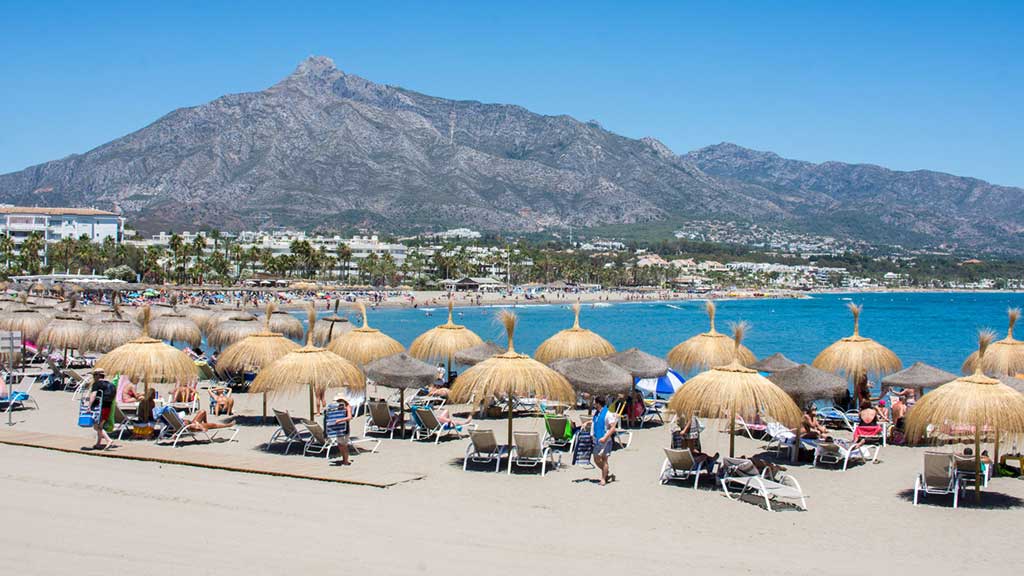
top-left (0, 206), bottom-right (124, 245)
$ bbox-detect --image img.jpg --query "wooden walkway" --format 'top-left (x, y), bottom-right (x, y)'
top-left (0, 430), bottom-right (424, 488)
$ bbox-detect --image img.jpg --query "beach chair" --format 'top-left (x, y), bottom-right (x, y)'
top-left (954, 454), bottom-right (991, 490)
top-left (1, 375), bottom-right (38, 413)
top-left (66, 369), bottom-right (91, 400)
top-left (764, 422), bottom-right (805, 459)
top-left (268, 409), bottom-right (311, 454)
top-left (813, 438), bottom-right (879, 471)
top-left (853, 423), bottom-right (887, 447)
top-left (157, 408), bottom-right (239, 448)
top-left (109, 404), bottom-right (136, 446)
top-left (659, 448), bottom-right (718, 489)
top-left (817, 406), bottom-right (856, 431)
top-left (363, 400), bottom-right (403, 439)
top-left (543, 414), bottom-right (573, 450)
top-left (302, 422), bottom-right (338, 459)
top-left (719, 457), bottom-right (808, 511)
top-left (914, 452), bottom-right (963, 508)
top-left (410, 407), bottom-right (476, 444)
top-left (730, 415), bottom-right (768, 440)
top-left (463, 429), bottom-right (509, 472)
top-left (508, 431), bottom-right (558, 476)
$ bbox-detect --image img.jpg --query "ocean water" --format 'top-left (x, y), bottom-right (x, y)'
top-left (323, 292), bottom-right (1024, 375)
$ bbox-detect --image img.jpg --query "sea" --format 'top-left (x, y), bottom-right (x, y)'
top-left (319, 292), bottom-right (1024, 375)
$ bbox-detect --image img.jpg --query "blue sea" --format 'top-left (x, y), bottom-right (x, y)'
top-left (323, 292), bottom-right (1024, 375)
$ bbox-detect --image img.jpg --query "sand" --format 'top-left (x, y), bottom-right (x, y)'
top-left (3, 387), bottom-right (1023, 575)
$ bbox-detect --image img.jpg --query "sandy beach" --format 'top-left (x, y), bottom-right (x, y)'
top-left (3, 386), bottom-right (1023, 576)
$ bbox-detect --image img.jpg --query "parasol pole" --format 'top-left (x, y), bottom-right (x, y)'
top-left (399, 388), bottom-right (405, 439)
top-left (507, 393), bottom-right (514, 446)
top-left (993, 427), bottom-right (1000, 474)
top-left (728, 402), bottom-right (736, 458)
top-left (309, 383), bottom-right (315, 421)
top-left (974, 419), bottom-right (982, 504)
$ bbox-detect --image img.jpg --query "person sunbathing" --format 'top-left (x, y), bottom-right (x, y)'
top-left (119, 379), bottom-right (142, 404)
top-left (156, 406), bottom-right (234, 432)
top-left (426, 384), bottom-right (449, 398)
top-left (801, 406), bottom-right (831, 440)
top-left (209, 385), bottom-right (234, 415)
top-left (434, 409), bottom-right (472, 428)
top-left (172, 383), bottom-right (197, 404)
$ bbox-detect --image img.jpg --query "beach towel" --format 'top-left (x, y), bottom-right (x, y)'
top-left (853, 425), bottom-right (882, 442)
top-left (324, 404), bottom-right (350, 437)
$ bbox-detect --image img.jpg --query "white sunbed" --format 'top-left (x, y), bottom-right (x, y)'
top-left (719, 456), bottom-right (807, 511)
top-left (659, 448), bottom-right (718, 489)
top-left (508, 431), bottom-right (559, 476)
top-left (268, 409), bottom-right (311, 454)
top-left (157, 408), bottom-right (239, 448)
top-left (463, 429), bottom-right (509, 472)
top-left (914, 452), bottom-right (964, 508)
top-left (813, 438), bottom-right (879, 471)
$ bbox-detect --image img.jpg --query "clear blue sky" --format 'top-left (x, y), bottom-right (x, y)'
top-left (2, 1), bottom-right (1022, 186)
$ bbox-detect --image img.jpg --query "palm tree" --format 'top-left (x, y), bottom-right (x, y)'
top-left (0, 234), bottom-right (14, 272)
top-left (336, 243), bottom-right (352, 283)
top-left (19, 232), bottom-right (45, 274)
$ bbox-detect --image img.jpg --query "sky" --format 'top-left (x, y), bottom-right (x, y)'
top-left (1, 1), bottom-right (1022, 186)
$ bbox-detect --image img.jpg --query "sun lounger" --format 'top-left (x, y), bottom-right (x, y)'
top-left (764, 422), bottom-right (815, 459)
top-left (813, 438), bottom-right (879, 471)
top-left (463, 429), bottom-right (509, 472)
top-left (301, 421), bottom-right (379, 459)
top-left (730, 415), bottom-right (768, 439)
top-left (659, 448), bottom-right (718, 488)
top-left (1, 375), bottom-right (38, 413)
top-left (914, 452), bottom-right (963, 508)
top-left (719, 457), bottom-right (807, 511)
top-left (954, 454), bottom-right (991, 490)
top-left (363, 400), bottom-right (404, 439)
top-left (816, 406), bottom-right (857, 431)
top-left (543, 415), bottom-right (573, 450)
top-left (156, 408), bottom-right (239, 448)
top-left (410, 407), bottom-right (476, 444)
top-left (268, 409), bottom-right (312, 454)
top-left (110, 404), bottom-right (137, 446)
top-left (508, 431), bottom-right (558, 476)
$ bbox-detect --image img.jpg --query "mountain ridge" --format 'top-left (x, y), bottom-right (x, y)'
top-left (1, 56), bottom-right (1021, 253)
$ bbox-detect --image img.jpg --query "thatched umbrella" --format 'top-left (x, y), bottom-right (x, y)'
top-left (251, 307), bottom-right (365, 420)
top-left (149, 310), bottom-right (202, 348)
top-left (94, 306), bottom-right (197, 393)
top-left (183, 305), bottom-right (216, 333)
top-left (204, 307), bottom-right (251, 335)
top-left (751, 352), bottom-right (800, 374)
top-left (551, 357), bottom-right (633, 397)
top-left (267, 309), bottom-right (305, 341)
top-left (0, 294), bottom-right (51, 355)
top-left (365, 352), bottom-right (437, 434)
top-left (534, 301), bottom-right (615, 365)
top-left (667, 301), bottom-right (755, 374)
top-left (313, 301), bottom-right (352, 346)
top-left (607, 348), bottom-right (668, 379)
top-left (450, 311), bottom-right (575, 445)
top-left (328, 302), bottom-right (404, 367)
top-left (907, 331), bottom-right (1024, 502)
top-left (668, 322), bottom-right (801, 457)
top-left (146, 302), bottom-right (177, 319)
top-left (962, 308), bottom-right (1024, 376)
top-left (83, 305), bottom-right (142, 353)
top-left (207, 312), bottom-right (261, 350)
top-left (216, 303), bottom-right (301, 418)
top-left (768, 364), bottom-right (848, 407)
top-left (454, 341), bottom-right (506, 366)
top-left (813, 303), bottom-right (902, 399)
top-left (37, 311), bottom-right (89, 358)
top-left (882, 362), bottom-right (957, 391)
top-left (409, 298), bottom-right (484, 374)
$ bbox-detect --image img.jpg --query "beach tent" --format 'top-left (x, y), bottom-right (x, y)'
top-left (636, 369), bottom-right (686, 398)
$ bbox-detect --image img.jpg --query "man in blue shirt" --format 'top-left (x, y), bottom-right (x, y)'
top-left (591, 396), bottom-right (618, 486)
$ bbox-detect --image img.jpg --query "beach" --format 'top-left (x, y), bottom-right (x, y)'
top-left (3, 386), bottom-right (1023, 576)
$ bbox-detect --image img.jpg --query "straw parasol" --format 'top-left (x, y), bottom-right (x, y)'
top-left (312, 301), bottom-right (352, 346)
top-left (907, 331), bottom-right (1024, 502)
top-left (961, 308), bottom-right (1024, 376)
top-left (453, 341), bottom-right (506, 366)
top-left (551, 357), bottom-right (633, 396)
top-left (94, 306), bottom-right (197, 392)
top-left (534, 301), bottom-right (615, 365)
top-left (667, 301), bottom-right (755, 374)
top-left (328, 302), bottom-right (404, 367)
top-left (251, 306), bottom-right (365, 420)
top-left (149, 310), bottom-right (202, 348)
top-left (409, 298), bottom-right (484, 373)
top-left (36, 303), bottom-right (88, 356)
top-left (450, 311), bottom-right (574, 444)
top-left (768, 364), bottom-right (848, 407)
top-left (82, 304), bottom-right (142, 353)
top-left (668, 322), bottom-right (801, 457)
top-left (607, 348), bottom-right (668, 379)
top-left (365, 352), bottom-right (437, 434)
top-left (204, 307), bottom-right (250, 334)
top-left (0, 294), bottom-right (51, 342)
top-left (882, 362), bottom-right (957, 391)
top-left (813, 303), bottom-right (902, 399)
top-left (267, 309), bottom-right (305, 341)
top-left (207, 312), bottom-right (261, 350)
top-left (751, 352), bottom-right (800, 374)
top-left (183, 305), bottom-right (216, 333)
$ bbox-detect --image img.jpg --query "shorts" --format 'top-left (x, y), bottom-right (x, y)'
top-left (335, 435), bottom-right (350, 446)
top-left (98, 407), bottom-right (111, 426)
top-left (593, 439), bottom-right (613, 455)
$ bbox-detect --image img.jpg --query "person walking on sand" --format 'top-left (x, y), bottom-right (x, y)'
top-left (86, 369), bottom-right (116, 450)
top-left (330, 395), bottom-right (353, 466)
top-left (591, 396), bottom-right (618, 486)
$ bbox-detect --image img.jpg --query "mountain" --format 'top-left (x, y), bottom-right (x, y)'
top-left (684, 143), bottom-right (1024, 252)
top-left (0, 56), bottom-right (1021, 253)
